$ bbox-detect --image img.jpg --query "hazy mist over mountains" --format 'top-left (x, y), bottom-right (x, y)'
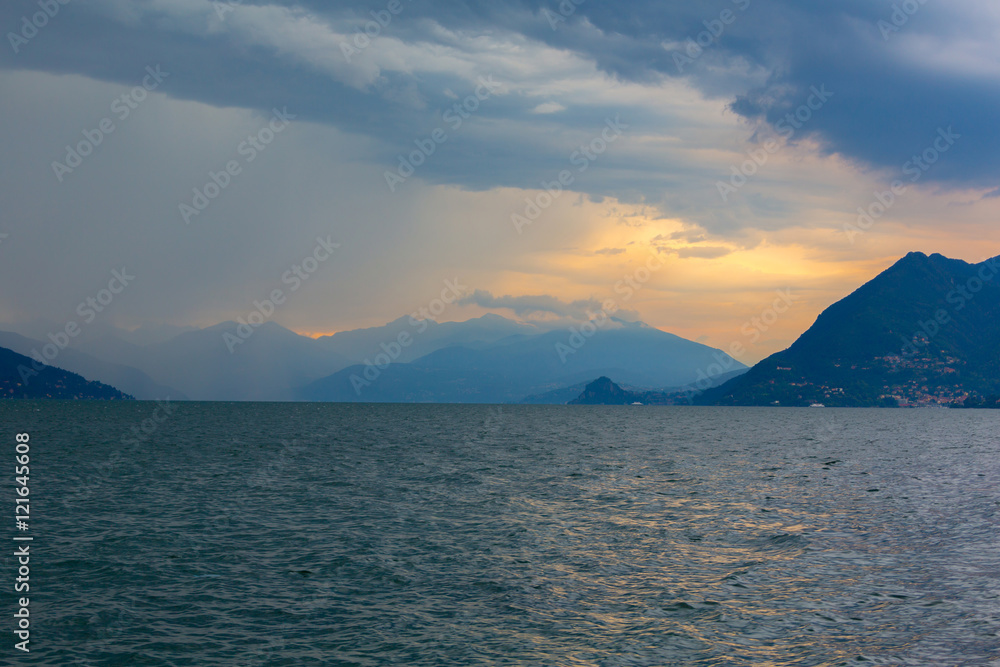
top-left (0, 313), bottom-right (746, 402)
top-left (5, 251), bottom-right (998, 406)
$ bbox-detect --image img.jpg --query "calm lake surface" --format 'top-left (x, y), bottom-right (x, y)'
top-left (3, 402), bottom-right (999, 666)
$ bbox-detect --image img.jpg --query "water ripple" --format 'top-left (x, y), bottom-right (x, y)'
top-left (3, 402), bottom-right (998, 666)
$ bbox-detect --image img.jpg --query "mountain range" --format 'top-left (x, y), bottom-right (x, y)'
top-left (299, 318), bottom-right (747, 403)
top-left (0, 314), bottom-right (746, 402)
top-left (5, 251), bottom-right (997, 406)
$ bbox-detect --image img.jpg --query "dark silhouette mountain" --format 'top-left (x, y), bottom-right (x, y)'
top-left (701, 252), bottom-right (1000, 407)
top-left (0, 346), bottom-right (131, 399)
top-left (569, 377), bottom-right (644, 405)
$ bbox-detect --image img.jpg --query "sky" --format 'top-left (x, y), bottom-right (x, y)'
top-left (1, 0), bottom-right (999, 363)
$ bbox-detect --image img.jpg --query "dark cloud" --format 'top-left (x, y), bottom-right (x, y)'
top-left (2, 0), bottom-right (996, 200)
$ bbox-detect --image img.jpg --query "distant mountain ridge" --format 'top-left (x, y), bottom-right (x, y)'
top-left (1, 313), bottom-right (746, 402)
top-left (7, 251), bottom-right (994, 406)
top-left (298, 317), bottom-right (748, 403)
top-left (701, 252), bottom-right (1000, 407)
top-left (7, 251), bottom-right (995, 406)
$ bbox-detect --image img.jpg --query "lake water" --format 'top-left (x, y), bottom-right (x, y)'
top-left (3, 402), bottom-right (999, 665)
